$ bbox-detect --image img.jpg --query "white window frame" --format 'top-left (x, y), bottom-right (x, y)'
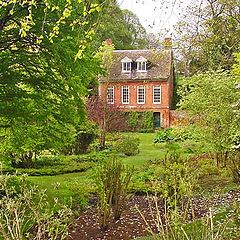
top-left (153, 86), bottom-right (161, 104)
top-left (137, 61), bottom-right (147, 72)
top-left (122, 62), bottom-right (131, 73)
top-left (122, 86), bottom-right (129, 104)
top-left (107, 86), bottom-right (114, 104)
top-left (137, 86), bottom-right (145, 104)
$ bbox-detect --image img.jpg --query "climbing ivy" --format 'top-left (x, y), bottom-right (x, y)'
top-left (127, 112), bottom-right (153, 132)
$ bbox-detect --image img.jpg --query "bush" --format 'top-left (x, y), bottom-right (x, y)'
top-left (154, 128), bottom-right (176, 143)
top-left (114, 136), bottom-right (140, 156)
top-left (154, 152), bottom-right (196, 209)
top-left (126, 112), bottom-right (153, 131)
top-left (62, 122), bottom-right (98, 155)
top-left (154, 125), bottom-right (202, 144)
top-left (94, 157), bottom-right (133, 229)
top-left (3, 155), bottom-right (95, 176)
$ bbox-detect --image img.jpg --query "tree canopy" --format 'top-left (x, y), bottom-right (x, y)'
top-left (174, 0), bottom-right (240, 75)
top-left (0, 0), bottom-right (104, 162)
top-left (94, 1), bottom-right (148, 49)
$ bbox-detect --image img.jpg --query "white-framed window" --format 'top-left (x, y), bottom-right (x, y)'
top-left (136, 56), bottom-right (147, 72)
top-left (121, 56), bottom-right (132, 73)
top-left (122, 86), bottom-right (129, 104)
top-left (107, 86), bottom-right (114, 104)
top-left (153, 86), bottom-right (161, 103)
top-left (137, 86), bottom-right (145, 104)
top-left (137, 62), bottom-right (147, 72)
top-left (122, 62), bottom-right (131, 72)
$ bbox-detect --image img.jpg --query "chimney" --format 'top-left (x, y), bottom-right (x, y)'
top-left (104, 38), bottom-right (113, 46)
top-left (164, 37), bottom-right (172, 49)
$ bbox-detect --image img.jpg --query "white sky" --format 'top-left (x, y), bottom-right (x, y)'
top-left (118, 0), bottom-right (192, 35)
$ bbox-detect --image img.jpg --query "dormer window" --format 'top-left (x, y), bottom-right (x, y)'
top-left (121, 56), bottom-right (132, 73)
top-left (136, 56), bottom-right (147, 72)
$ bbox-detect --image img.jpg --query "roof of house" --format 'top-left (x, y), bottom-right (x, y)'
top-left (101, 49), bottom-right (173, 82)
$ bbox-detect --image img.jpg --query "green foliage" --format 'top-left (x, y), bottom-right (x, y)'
top-left (62, 122), bottom-right (98, 155)
top-left (179, 71), bottom-right (240, 165)
top-left (94, 157), bottom-right (133, 229)
top-left (154, 125), bottom-right (203, 145)
top-left (154, 152), bottom-right (196, 209)
top-left (114, 135), bottom-right (140, 156)
top-left (1, 155), bottom-right (96, 176)
top-left (0, 174), bottom-right (73, 239)
top-left (94, 4), bottom-right (148, 50)
top-left (175, 0), bottom-right (240, 74)
top-left (0, 0), bottom-right (103, 165)
top-left (154, 128), bottom-right (175, 143)
top-left (127, 111), bottom-right (153, 131)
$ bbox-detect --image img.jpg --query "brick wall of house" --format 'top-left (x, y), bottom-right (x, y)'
top-left (100, 79), bottom-right (172, 128)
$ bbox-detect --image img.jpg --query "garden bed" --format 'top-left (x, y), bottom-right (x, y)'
top-left (68, 189), bottom-right (240, 240)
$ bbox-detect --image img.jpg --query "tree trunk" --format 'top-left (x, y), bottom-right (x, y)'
top-left (100, 117), bottom-right (106, 149)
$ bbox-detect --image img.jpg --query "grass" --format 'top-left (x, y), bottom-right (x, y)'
top-left (25, 132), bottom-right (239, 207)
top-left (28, 133), bottom-right (163, 205)
top-left (29, 171), bottom-right (95, 207)
top-left (121, 133), bottom-right (166, 167)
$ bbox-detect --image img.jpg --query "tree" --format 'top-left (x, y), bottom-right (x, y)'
top-left (0, 0), bottom-right (104, 165)
top-left (178, 70), bottom-right (240, 166)
top-left (87, 96), bottom-right (126, 148)
top-left (94, 1), bottom-right (148, 49)
top-left (174, 0), bottom-right (240, 75)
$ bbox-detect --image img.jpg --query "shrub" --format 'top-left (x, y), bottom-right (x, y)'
top-left (62, 122), bottom-right (98, 155)
top-left (154, 128), bottom-right (176, 144)
top-left (74, 123), bottom-right (98, 154)
top-left (94, 157), bottom-right (133, 229)
top-left (154, 125), bottom-right (202, 145)
top-left (127, 111), bottom-right (153, 131)
top-left (114, 135), bottom-right (140, 156)
top-left (3, 155), bottom-right (95, 176)
top-left (154, 152), bottom-right (196, 211)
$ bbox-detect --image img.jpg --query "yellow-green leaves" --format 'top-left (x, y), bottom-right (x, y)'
top-left (62, 7), bottom-right (72, 18)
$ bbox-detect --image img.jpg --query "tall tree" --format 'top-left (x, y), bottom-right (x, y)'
top-left (174, 0), bottom-right (240, 75)
top-left (178, 69), bottom-right (240, 166)
top-left (94, 1), bottom-right (148, 49)
top-left (0, 0), bottom-right (104, 164)
top-left (87, 40), bottom-right (126, 148)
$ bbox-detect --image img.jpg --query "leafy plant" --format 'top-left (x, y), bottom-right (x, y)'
top-left (62, 122), bottom-right (98, 155)
top-left (94, 157), bottom-right (133, 229)
top-left (154, 152), bottom-right (196, 212)
top-left (127, 112), bottom-right (153, 131)
top-left (114, 135), bottom-right (140, 156)
top-left (154, 128), bottom-right (176, 144)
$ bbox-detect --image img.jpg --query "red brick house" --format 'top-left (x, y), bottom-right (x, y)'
top-left (98, 39), bottom-right (174, 128)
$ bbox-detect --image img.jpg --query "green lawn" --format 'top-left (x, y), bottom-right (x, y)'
top-left (28, 132), bottom-right (238, 207)
top-left (29, 133), bottom-right (162, 205)
top-left (121, 133), bottom-right (166, 167)
top-left (29, 171), bottom-right (95, 207)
